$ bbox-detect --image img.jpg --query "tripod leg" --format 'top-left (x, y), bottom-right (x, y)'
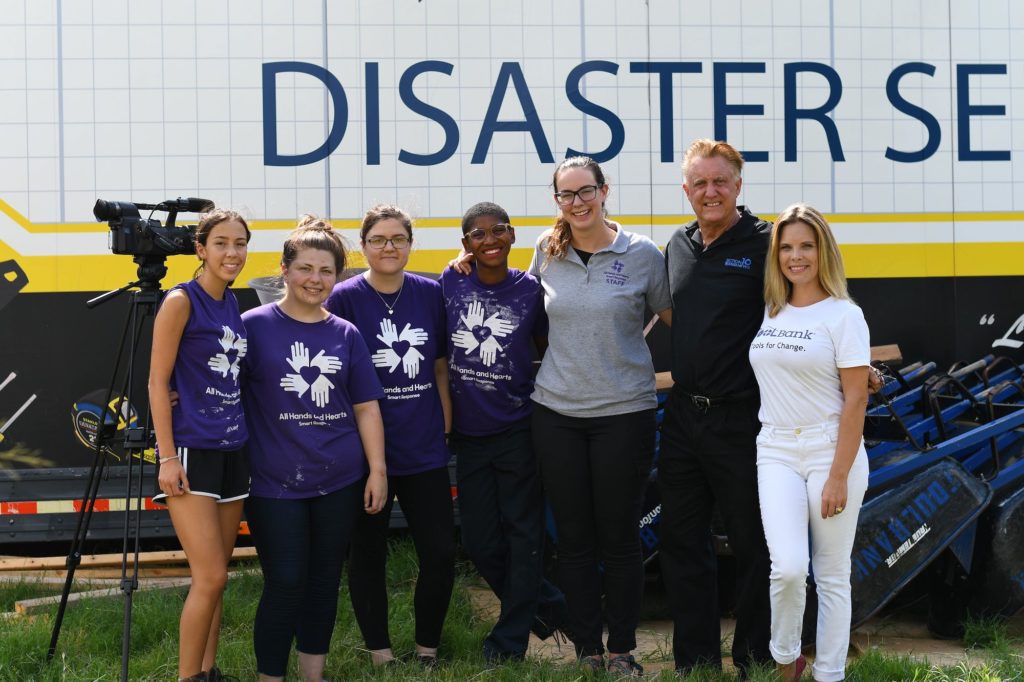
top-left (118, 295), bottom-right (157, 682)
top-left (49, 286), bottom-right (164, 678)
top-left (121, 575), bottom-right (135, 682)
top-left (46, 446), bottom-right (108, 661)
top-left (119, 440), bottom-right (144, 682)
top-left (48, 301), bottom-right (136, 661)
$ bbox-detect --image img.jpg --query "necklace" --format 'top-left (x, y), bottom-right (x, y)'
top-left (371, 278), bottom-right (404, 315)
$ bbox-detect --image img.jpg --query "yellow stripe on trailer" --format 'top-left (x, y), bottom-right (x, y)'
top-left (3, 199), bottom-right (1024, 289)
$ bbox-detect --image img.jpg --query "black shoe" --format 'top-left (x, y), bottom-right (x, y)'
top-left (205, 667), bottom-right (239, 682)
top-left (416, 653), bottom-right (439, 668)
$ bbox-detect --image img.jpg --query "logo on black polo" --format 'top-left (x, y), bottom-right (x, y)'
top-left (724, 257), bottom-right (752, 270)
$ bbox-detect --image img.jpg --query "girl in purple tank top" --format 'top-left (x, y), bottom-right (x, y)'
top-left (149, 209), bottom-right (251, 682)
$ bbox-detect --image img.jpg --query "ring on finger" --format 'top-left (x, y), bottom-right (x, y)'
top-left (835, 506), bottom-right (844, 514)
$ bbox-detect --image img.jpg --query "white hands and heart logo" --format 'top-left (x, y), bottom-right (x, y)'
top-left (207, 325), bottom-right (247, 382)
top-left (372, 318), bottom-right (428, 378)
top-left (279, 341), bottom-right (343, 408)
top-left (451, 300), bottom-right (514, 367)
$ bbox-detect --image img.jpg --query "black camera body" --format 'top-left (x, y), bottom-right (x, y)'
top-left (94, 197), bottom-right (214, 258)
top-left (108, 215), bottom-right (196, 257)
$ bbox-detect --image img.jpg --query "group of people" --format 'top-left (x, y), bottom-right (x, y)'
top-left (150, 138), bottom-right (874, 682)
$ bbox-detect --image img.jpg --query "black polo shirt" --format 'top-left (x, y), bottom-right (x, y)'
top-left (665, 206), bottom-right (771, 397)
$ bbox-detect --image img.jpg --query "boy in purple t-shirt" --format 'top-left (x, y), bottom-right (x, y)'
top-left (440, 202), bottom-right (566, 663)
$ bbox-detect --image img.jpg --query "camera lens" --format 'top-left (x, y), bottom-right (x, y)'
top-left (93, 200), bottom-right (139, 221)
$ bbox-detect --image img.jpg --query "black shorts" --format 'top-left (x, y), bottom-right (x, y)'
top-left (153, 446), bottom-right (249, 504)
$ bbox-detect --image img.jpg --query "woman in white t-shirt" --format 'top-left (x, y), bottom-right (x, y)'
top-left (748, 203), bottom-right (870, 682)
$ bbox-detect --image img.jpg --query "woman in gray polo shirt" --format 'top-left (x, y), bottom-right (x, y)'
top-left (529, 156), bottom-right (671, 677)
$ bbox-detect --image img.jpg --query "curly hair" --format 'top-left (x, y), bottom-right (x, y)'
top-left (461, 201), bottom-right (510, 234)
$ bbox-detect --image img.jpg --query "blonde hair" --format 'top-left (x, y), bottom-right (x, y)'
top-left (764, 203), bottom-right (850, 318)
top-left (681, 139), bottom-right (744, 181)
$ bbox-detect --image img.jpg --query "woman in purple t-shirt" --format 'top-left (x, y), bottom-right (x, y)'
top-left (242, 217), bottom-right (387, 681)
top-left (325, 204), bottom-right (455, 667)
top-left (149, 209), bottom-right (251, 682)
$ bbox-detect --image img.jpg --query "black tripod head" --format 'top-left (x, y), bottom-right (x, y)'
top-left (131, 256), bottom-right (169, 305)
top-left (87, 255), bottom-right (169, 308)
top-left (134, 255), bottom-right (169, 291)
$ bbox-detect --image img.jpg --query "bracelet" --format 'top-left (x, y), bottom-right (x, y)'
top-left (159, 455), bottom-right (180, 464)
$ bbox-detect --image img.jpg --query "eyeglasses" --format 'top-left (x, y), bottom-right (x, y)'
top-left (466, 224), bottom-right (513, 241)
top-left (365, 235), bottom-right (411, 250)
top-left (553, 185), bottom-right (599, 205)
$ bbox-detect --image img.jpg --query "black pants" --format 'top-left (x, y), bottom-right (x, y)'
top-left (245, 482), bottom-right (363, 677)
top-left (532, 402), bottom-right (655, 658)
top-left (452, 418), bottom-right (566, 660)
top-left (348, 465), bottom-right (456, 651)
top-left (658, 387), bottom-right (772, 673)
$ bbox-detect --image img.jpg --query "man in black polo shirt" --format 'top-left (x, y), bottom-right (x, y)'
top-left (659, 139), bottom-right (773, 676)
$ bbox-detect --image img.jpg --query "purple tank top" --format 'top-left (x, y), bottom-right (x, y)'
top-left (168, 279), bottom-right (248, 449)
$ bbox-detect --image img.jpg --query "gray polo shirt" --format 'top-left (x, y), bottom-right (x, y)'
top-left (528, 224), bottom-right (671, 418)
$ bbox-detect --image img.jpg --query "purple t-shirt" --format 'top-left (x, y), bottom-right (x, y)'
top-left (241, 303), bottom-right (385, 499)
top-left (167, 279), bottom-right (247, 450)
top-left (440, 267), bottom-right (547, 436)
top-left (325, 273), bottom-right (449, 476)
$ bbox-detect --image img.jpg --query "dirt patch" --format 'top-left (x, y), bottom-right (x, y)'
top-left (468, 586), bottom-right (1024, 674)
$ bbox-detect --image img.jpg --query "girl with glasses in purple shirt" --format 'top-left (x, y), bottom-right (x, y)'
top-left (325, 204), bottom-right (455, 668)
top-left (149, 209), bottom-right (251, 682)
top-left (241, 217), bottom-right (387, 682)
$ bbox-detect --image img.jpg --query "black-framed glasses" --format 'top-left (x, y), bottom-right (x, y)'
top-left (365, 235), bottom-right (411, 250)
top-left (554, 185), bottom-right (599, 205)
top-left (466, 224), bottom-right (513, 241)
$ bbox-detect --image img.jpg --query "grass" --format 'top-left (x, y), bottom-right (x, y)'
top-left (0, 580), bottom-right (62, 612)
top-left (963, 617), bottom-right (1014, 651)
top-left (0, 539), bottom-right (1021, 680)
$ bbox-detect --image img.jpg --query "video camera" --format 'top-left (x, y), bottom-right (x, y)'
top-left (93, 197), bottom-right (215, 257)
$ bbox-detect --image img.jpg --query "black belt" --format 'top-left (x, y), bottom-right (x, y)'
top-left (675, 388), bottom-right (759, 412)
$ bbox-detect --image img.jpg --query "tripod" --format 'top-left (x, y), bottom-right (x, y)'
top-left (47, 255), bottom-right (168, 682)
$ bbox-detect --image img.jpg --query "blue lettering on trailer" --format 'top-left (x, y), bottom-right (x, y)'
top-left (260, 60), bottom-right (1012, 168)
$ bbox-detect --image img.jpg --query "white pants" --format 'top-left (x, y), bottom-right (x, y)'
top-left (756, 421), bottom-right (868, 682)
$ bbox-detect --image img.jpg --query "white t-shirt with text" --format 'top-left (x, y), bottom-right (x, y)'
top-left (748, 296), bottom-right (870, 427)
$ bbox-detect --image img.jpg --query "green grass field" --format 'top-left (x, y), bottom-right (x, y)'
top-left (0, 539), bottom-right (1020, 681)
